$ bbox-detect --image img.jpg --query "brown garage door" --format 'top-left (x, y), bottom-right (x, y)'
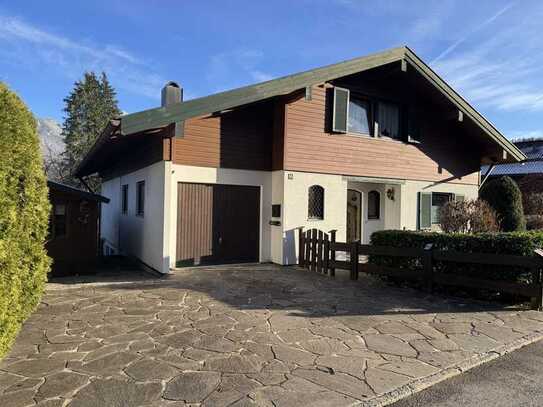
top-left (176, 183), bottom-right (260, 266)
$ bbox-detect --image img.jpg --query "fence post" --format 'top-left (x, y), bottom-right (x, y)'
top-left (531, 249), bottom-right (543, 310)
top-left (350, 240), bottom-right (359, 280)
top-left (317, 230), bottom-right (324, 273)
top-left (329, 230), bottom-right (337, 277)
top-left (423, 243), bottom-right (434, 293)
top-left (323, 233), bottom-right (330, 275)
top-left (298, 227), bottom-right (305, 267)
top-left (311, 229), bottom-right (317, 272)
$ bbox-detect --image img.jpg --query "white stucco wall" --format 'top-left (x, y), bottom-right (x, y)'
top-left (100, 178), bottom-right (121, 252)
top-left (166, 164), bottom-right (275, 269)
top-left (282, 171), bottom-right (348, 264)
top-left (270, 171), bottom-right (285, 264)
top-left (100, 161), bottom-right (168, 273)
top-left (100, 161), bottom-right (480, 271)
top-left (400, 180), bottom-right (479, 230)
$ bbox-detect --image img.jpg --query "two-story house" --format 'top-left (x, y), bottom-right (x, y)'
top-left (75, 46), bottom-right (525, 274)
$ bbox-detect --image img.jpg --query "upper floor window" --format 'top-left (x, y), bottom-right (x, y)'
top-left (368, 191), bottom-right (380, 220)
top-left (308, 185), bottom-right (324, 220)
top-left (333, 87), bottom-right (406, 141)
top-left (377, 101), bottom-right (401, 140)
top-left (136, 181), bottom-right (145, 217)
top-left (121, 184), bottom-right (129, 214)
top-left (348, 95), bottom-right (372, 135)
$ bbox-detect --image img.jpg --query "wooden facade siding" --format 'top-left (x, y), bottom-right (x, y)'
top-left (284, 86), bottom-right (480, 184)
top-left (171, 100), bottom-right (277, 171)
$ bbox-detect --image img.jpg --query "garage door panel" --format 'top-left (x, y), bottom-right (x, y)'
top-left (176, 183), bottom-right (214, 265)
top-left (176, 183), bottom-right (260, 266)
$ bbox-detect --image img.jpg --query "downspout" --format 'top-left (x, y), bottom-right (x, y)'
top-left (479, 164), bottom-right (495, 191)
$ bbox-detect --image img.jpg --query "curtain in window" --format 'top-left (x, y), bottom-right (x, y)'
top-left (378, 102), bottom-right (400, 139)
top-left (348, 98), bottom-right (371, 134)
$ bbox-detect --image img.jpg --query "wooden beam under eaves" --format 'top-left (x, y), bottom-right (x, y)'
top-left (305, 86), bottom-right (312, 101)
top-left (401, 59), bottom-right (407, 72)
top-left (447, 110), bottom-right (464, 122)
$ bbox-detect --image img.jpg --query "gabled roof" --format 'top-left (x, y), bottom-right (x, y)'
top-left (76, 46), bottom-right (525, 177)
top-left (47, 180), bottom-right (110, 203)
top-left (118, 46), bottom-right (524, 162)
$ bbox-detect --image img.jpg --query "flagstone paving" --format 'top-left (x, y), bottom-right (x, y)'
top-left (2, 264), bottom-right (543, 406)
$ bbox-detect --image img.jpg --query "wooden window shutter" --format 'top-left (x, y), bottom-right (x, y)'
top-left (418, 192), bottom-right (432, 230)
top-left (332, 87), bottom-right (349, 133)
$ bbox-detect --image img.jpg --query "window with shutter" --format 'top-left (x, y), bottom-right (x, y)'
top-left (348, 95), bottom-right (372, 135)
top-left (332, 87), bottom-right (349, 133)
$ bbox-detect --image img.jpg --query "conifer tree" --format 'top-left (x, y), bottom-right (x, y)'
top-left (62, 72), bottom-right (120, 188)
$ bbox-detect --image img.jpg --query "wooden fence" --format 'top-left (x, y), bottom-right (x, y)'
top-left (298, 228), bottom-right (543, 310)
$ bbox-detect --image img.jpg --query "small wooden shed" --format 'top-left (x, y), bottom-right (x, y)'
top-left (46, 181), bottom-right (109, 276)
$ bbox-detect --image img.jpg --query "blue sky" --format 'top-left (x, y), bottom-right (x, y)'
top-left (1, 0), bottom-right (542, 139)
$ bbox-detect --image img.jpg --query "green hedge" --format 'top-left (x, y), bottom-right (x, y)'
top-left (0, 82), bottom-right (51, 358)
top-left (480, 176), bottom-right (526, 231)
top-left (369, 230), bottom-right (543, 285)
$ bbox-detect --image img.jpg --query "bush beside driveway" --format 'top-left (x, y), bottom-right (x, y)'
top-left (1, 264), bottom-right (543, 406)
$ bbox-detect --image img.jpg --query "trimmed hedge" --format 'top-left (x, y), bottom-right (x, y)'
top-left (370, 230), bottom-right (543, 285)
top-left (0, 82), bottom-right (51, 358)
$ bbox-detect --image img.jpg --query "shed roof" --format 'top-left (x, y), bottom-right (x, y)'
top-left (48, 180), bottom-right (110, 203)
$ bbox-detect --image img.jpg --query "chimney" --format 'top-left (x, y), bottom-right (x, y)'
top-left (161, 81), bottom-right (183, 107)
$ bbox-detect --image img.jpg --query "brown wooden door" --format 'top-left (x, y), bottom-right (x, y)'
top-left (176, 183), bottom-right (260, 266)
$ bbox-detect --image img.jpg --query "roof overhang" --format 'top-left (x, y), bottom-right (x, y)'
top-left (343, 175), bottom-right (406, 185)
top-left (76, 46), bottom-right (525, 177)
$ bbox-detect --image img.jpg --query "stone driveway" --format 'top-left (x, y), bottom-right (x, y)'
top-left (2, 264), bottom-right (543, 407)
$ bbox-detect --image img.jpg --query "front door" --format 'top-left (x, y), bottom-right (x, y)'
top-left (346, 189), bottom-right (362, 242)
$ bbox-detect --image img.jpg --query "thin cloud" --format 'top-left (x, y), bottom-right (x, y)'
top-left (431, 2), bottom-right (516, 63)
top-left (430, 0), bottom-right (543, 116)
top-left (207, 49), bottom-right (274, 92)
top-left (0, 14), bottom-right (164, 99)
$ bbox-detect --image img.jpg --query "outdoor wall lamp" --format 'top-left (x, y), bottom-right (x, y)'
top-left (386, 188), bottom-right (395, 201)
